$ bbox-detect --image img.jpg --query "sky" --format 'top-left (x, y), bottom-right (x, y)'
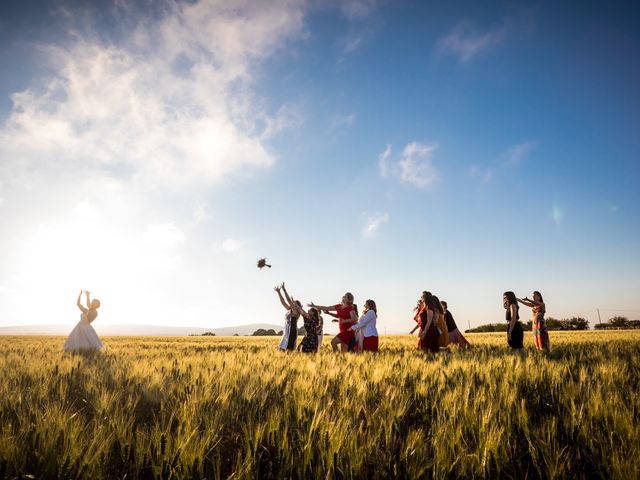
top-left (0, 0), bottom-right (639, 333)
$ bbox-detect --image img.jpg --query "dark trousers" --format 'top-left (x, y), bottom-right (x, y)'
top-left (508, 322), bottom-right (524, 349)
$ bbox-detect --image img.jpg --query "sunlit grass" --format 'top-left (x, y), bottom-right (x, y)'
top-left (0, 331), bottom-right (638, 479)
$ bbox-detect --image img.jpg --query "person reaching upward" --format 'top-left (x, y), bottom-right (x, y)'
top-left (64, 290), bottom-right (103, 351)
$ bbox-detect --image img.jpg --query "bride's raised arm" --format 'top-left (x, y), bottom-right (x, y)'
top-left (77, 290), bottom-right (88, 313)
top-left (85, 290), bottom-right (92, 309)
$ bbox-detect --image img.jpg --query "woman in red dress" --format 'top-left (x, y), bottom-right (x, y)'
top-left (413, 291), bottom-right (439, 354)
top-left (309, 292), bottom-right (358, 352)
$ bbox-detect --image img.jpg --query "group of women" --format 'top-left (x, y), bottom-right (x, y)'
top-left (275, 284), bottom-right (379, 353)
top-left (412, 291), bottom-right (471, 353)
top-left (276, 286), bottom-right (551, 354)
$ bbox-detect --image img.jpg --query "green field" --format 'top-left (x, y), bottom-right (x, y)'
top-left (1, 331), bottom-right (639, 479)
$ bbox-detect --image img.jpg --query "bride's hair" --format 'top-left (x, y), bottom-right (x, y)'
top-left (91, 299), bottom-right (101, 309)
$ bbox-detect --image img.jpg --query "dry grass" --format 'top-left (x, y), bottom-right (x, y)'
top-left (0, 331), bottom-right (639, 479)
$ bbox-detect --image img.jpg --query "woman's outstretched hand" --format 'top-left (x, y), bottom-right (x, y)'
top-left (274, 285), bottom-right (281, 292)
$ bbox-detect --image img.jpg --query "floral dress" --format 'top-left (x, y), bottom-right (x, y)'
top-left (300, 315), bottom-right (319, 353)
top-left (532, 305), bottom-right (550, 350)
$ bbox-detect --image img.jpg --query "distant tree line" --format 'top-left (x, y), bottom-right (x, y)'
top-left (251, 329), bottom-right (285, 336)
top-left (594, 316), bottom-right (640, 330)
top-left (466, 317), bottom-right (589, 333)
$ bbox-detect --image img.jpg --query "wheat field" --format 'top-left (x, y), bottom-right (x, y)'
top-left (0, 331), bottom-right (638, 479)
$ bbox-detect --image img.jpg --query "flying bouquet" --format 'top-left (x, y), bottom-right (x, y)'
top-left (257, 258), bottom-right (272, 269)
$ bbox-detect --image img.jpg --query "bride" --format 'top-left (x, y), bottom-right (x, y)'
top-left (64, 290), bottom-right (103, 351)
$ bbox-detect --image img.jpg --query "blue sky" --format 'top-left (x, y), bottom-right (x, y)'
top-left (0, 0), bottom-right (638, 332)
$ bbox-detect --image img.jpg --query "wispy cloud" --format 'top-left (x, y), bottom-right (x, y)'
top-left (0, 0), bottom-right (305, 189)
top-left (378, 144), bottom-right (392, 178)
top-left (506, 141), bottom-right (537, 165)
top-left (398, 142), bottom-right (439, 188)
top-left (362, 212), bottom-right (389, 238)
top-left (436, 20), bottom-right (507, 64)
top-left (337, 0), bottom-right (381, 54)
top-left (340, 0), bottom-right (379, 20)
top-left (378, 142), bottom-right (440, 189)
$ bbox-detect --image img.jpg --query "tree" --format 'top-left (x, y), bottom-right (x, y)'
top-left (465, 323), bottom-right (508, 333)
top-left (566, 317), bottom-right (589, 330)
top-left (609, 316), bottom-right (629, 328)
top-left (545, 318), bottom-right (564, 330)
top-left (252, 328), bottom-right (278, 336)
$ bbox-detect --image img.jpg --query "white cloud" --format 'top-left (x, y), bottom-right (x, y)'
top-left (436, 20), bottom-right (507, 64)
top-left (336, 0), bottom-right (381, 54)
top-left (378, 144), bottom-right (391, 177)
top-left (222, 238), bottom-right (242, 253)
top-left (398, 142), bottom-right (439, 188)
top-left (0, 0), bottom-right (306, 189)
top-left (261, 104), bottom-right (305, 140)
top-left (378, 142), bottom-right (440, 188)
top-left (507, 141), bottom-right (537, 165)
top-left (362, 212), bottom-right (389, 238)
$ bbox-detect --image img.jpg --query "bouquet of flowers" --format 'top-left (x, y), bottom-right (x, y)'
top-left (257, 258), bottom-right (271, 269)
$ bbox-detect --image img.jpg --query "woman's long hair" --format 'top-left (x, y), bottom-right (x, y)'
top-left (365, 299), bottom-right (377, 314)
top-left (503, 291), bottom-right (517, 307)
top-left (533, 291), bottom-right (544, 303)
top-left (430, 295), bottom-right (444, 314)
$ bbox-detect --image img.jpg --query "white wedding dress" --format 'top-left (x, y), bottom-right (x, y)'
top-left (64, 312), bottom-right (103, 350)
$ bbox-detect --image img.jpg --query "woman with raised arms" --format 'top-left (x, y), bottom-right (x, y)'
top-left (518, 291), bottom-right (550, 351)
top-left (290, 299), bottom-right (320, 353)
top-left (275, 283), bottom-right (301, 352)
top-left (309, 292), bottom-right (358, 352)
top-left (64, 290), bottom-right (103, 351)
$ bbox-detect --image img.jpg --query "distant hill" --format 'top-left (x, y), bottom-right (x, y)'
top-left (0, 323), bottom-right (283, 336)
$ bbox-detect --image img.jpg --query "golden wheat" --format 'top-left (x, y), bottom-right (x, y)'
top-left (0, 331), bottom-right (638, 479)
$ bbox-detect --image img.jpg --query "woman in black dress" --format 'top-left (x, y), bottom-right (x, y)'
top-left (503, 291), bottom-right (524, 349)
top-left (293, 302), bottom-right (319, 353)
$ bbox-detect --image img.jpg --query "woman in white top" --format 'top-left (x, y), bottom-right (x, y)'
top-left (64, 290), bottom-right (103, 351)
top-left (275, 283), bottom-right (301, 351)
top-left (349, 299), bottom-right (379, 353)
